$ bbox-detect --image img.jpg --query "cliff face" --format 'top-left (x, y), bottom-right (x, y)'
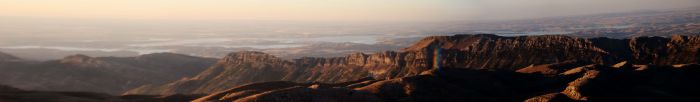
top-left (627, 35), bottom-right (700, 64)
top-left (123, 52), bottom-right (288, 95)
top-left (0, 53), bottom-right (217, 95)
top-left (405, 34), bottom-right (611, 70)
top-left (127, 34), bottom-right (700, 95)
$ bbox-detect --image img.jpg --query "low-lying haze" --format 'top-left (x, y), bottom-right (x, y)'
top-left (0, 0), bottom-right (698, 60)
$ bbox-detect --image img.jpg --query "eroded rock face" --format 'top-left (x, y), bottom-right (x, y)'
top-left (124, 51), bottom-right (299, 95)
top-left (561, 70), bottom-right (600, 100)
top-left (628, 35), bottom-right (700, 64)
top-left (128, 34), bottom-right (700, 95)
top-left (405, 34), bottom-right (611, 70)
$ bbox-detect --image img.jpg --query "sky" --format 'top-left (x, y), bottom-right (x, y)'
top-left (0, 0), bottom-right (698, 58)
top-left (1, 0), bottom-right (698, 22)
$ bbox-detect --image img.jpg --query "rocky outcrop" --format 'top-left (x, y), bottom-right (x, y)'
top-left (627, 35), bottom-right (700, 64)
top-left (0, 53), bottom-right (217, 95)
top-left (404, 34), bottom-right (611, 70)
top-left (127, 34), bottom-right (700, 95)
top-left (561, 70), bottom-right (600, 100)
top-left (516, 60), bottom-right (593, 75)
top-left (407, 34), bottom-right (698, 69)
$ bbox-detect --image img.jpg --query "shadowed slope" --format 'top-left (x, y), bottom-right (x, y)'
top-left (193, 63), bottom-right (699, 102)
top-left (0, 53), bottom-right (217, 94)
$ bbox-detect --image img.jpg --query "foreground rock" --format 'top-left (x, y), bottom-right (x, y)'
top-left (194, 63), bottom-right (699, 102)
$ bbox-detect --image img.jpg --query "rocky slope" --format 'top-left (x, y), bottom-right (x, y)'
top-left (126, 34), bottom-right (700, 95)
top-left (125, 51), bottom-right (299, 95)
top-left (193, 62), bottom-right (700, 102)
top-left (0, 52), bottom-right (217, 95)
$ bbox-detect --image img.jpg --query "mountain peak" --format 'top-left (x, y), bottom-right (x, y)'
top-left (59, 54), bottom-right (103, 65)
top-left (670, 34), bottom-right (700, 44)
top-left (222, 51), bottom-right (284, 64)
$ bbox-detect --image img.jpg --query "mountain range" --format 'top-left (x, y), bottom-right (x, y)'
top-left (125, 34), bottom-right (699, 96)
top-left (1, 34), bottom-right (698, 102)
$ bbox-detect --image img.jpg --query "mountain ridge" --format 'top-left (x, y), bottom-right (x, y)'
top-left (0, 52), bottom-right (217, 95)
top-left (126, 34), bottom-right (700, 95)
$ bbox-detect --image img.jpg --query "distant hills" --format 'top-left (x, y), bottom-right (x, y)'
top-left (0, 53), bottom-right (216, 94)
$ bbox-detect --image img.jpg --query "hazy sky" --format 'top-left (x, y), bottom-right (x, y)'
top-left (1, 0), bottom-right (698, 22)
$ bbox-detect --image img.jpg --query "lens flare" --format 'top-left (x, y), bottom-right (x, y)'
top-left (433, 47), bottom-right (443, 70)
